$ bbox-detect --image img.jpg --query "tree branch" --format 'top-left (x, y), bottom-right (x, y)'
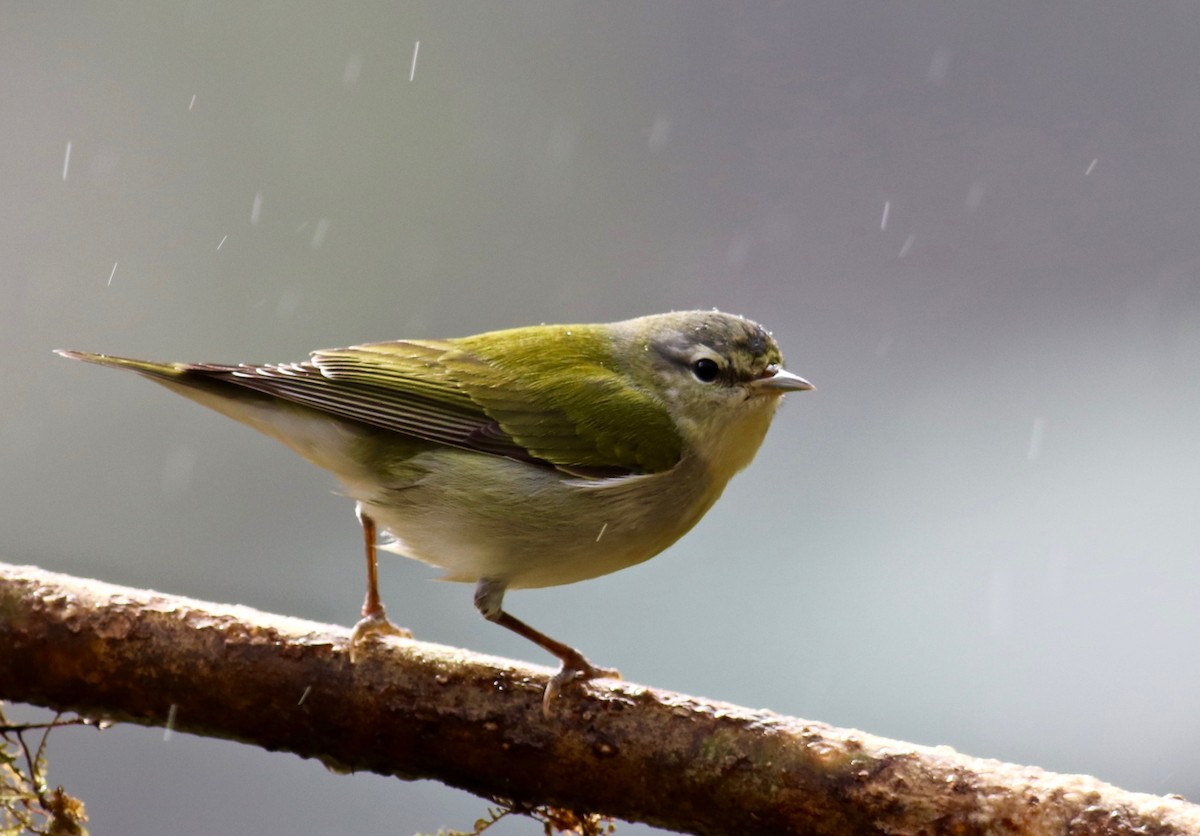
top-left (1, 562), bottom-right (1196, 835)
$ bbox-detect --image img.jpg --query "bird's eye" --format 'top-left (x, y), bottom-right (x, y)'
top-left (691, 357), bottom-right (720, 383)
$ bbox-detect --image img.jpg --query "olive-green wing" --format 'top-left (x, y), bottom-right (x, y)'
top-left (449, 325), bottom-right (684, 474)
top-left (318, 325), bottom-right (685, 475)
top-left (162, 340), bottom-right (539, 466)
top-left (304, 339), bottom-right (543, 465)
top-left (61, 327), bottom-right (686, 477)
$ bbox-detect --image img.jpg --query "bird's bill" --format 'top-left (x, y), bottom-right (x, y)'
top-left (751, 367), bottom-right (814, 393)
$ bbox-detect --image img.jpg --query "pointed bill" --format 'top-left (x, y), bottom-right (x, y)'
top-left (751, 367), bottom-right (814, 393)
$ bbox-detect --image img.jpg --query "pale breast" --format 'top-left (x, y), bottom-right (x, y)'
top-left (357, 448), bottom-right (723, 589)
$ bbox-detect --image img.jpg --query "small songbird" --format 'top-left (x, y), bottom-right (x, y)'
top-left (57, 310), bottom-right (812, 711)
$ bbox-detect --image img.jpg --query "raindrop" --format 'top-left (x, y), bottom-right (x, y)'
top-left (162, 703), bottom-right (178, 742)
top-left (343, 53), bottom-right (363, 86)
top-left (648, 115), bottom-right (670, 150)
top-left (310, 218), bottom-right (330, 248)
top-left (965, 181), bottom-right (985, 211)
top-left (62, 141), bottom-right (71, 181)
top-left (880, 201), bottom-right (890, 231)
top-left (409, 40), bottom-right (420, 82)
top-left (1027, 417), bottom-right (1045, 462)
top-left (927, 48), bottom-right (951, 85)
top-left (251, 192), bottom-right (263, 224)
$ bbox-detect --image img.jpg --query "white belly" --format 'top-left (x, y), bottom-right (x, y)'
top-left (349, 448), bottom-right (717, 589)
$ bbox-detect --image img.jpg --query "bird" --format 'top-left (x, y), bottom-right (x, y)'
top-left (57, 309), bottom-right (812, 712)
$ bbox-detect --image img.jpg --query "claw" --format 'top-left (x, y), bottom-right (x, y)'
top-left (473, 579), bottom-right (622, 716)
top-left (541, 654), bottom-right (621, 717)
top-left (348, 608), bottom-right (412, 663)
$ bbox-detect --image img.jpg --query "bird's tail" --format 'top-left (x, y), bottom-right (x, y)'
top-left (54, 349), bottom-right (192, 380)
top-left (55, 348), bottom-right (376, 479)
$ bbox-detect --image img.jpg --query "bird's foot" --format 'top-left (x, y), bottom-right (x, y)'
top-left (542, 651), bottom-right (621, 717)
top-left (348, 608), bottom-right (412, 663)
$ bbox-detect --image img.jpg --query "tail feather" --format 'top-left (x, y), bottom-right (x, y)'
top-left (54, 350), bottom-right (194, 380)
top-left (54, 348), bottom-right (375, 478)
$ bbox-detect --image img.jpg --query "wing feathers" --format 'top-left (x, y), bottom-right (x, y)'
top-left (67, 331), bottom-right (684, 477)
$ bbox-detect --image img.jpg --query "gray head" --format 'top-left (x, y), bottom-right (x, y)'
top-left (613, 310), bottom-right (812, 468)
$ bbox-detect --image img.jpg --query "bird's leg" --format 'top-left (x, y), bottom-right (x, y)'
top-left (474, 578), bottom-right (620, 715)
top-left (349, 506), bottom-right (411, 659)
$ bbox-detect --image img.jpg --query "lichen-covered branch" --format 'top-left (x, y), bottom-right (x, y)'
top-left (0, 562), bottom-right (1196, 835)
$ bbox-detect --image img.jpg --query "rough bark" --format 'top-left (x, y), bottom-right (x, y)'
top-left (1, 562), bottom-right (1196, 835)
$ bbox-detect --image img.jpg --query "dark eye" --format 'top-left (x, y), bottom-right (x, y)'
top-left (692, 357), bottom-right (720, 383)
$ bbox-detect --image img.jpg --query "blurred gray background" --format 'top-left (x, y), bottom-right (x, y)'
top-left (5, 2), bottom-right (1200, 833)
